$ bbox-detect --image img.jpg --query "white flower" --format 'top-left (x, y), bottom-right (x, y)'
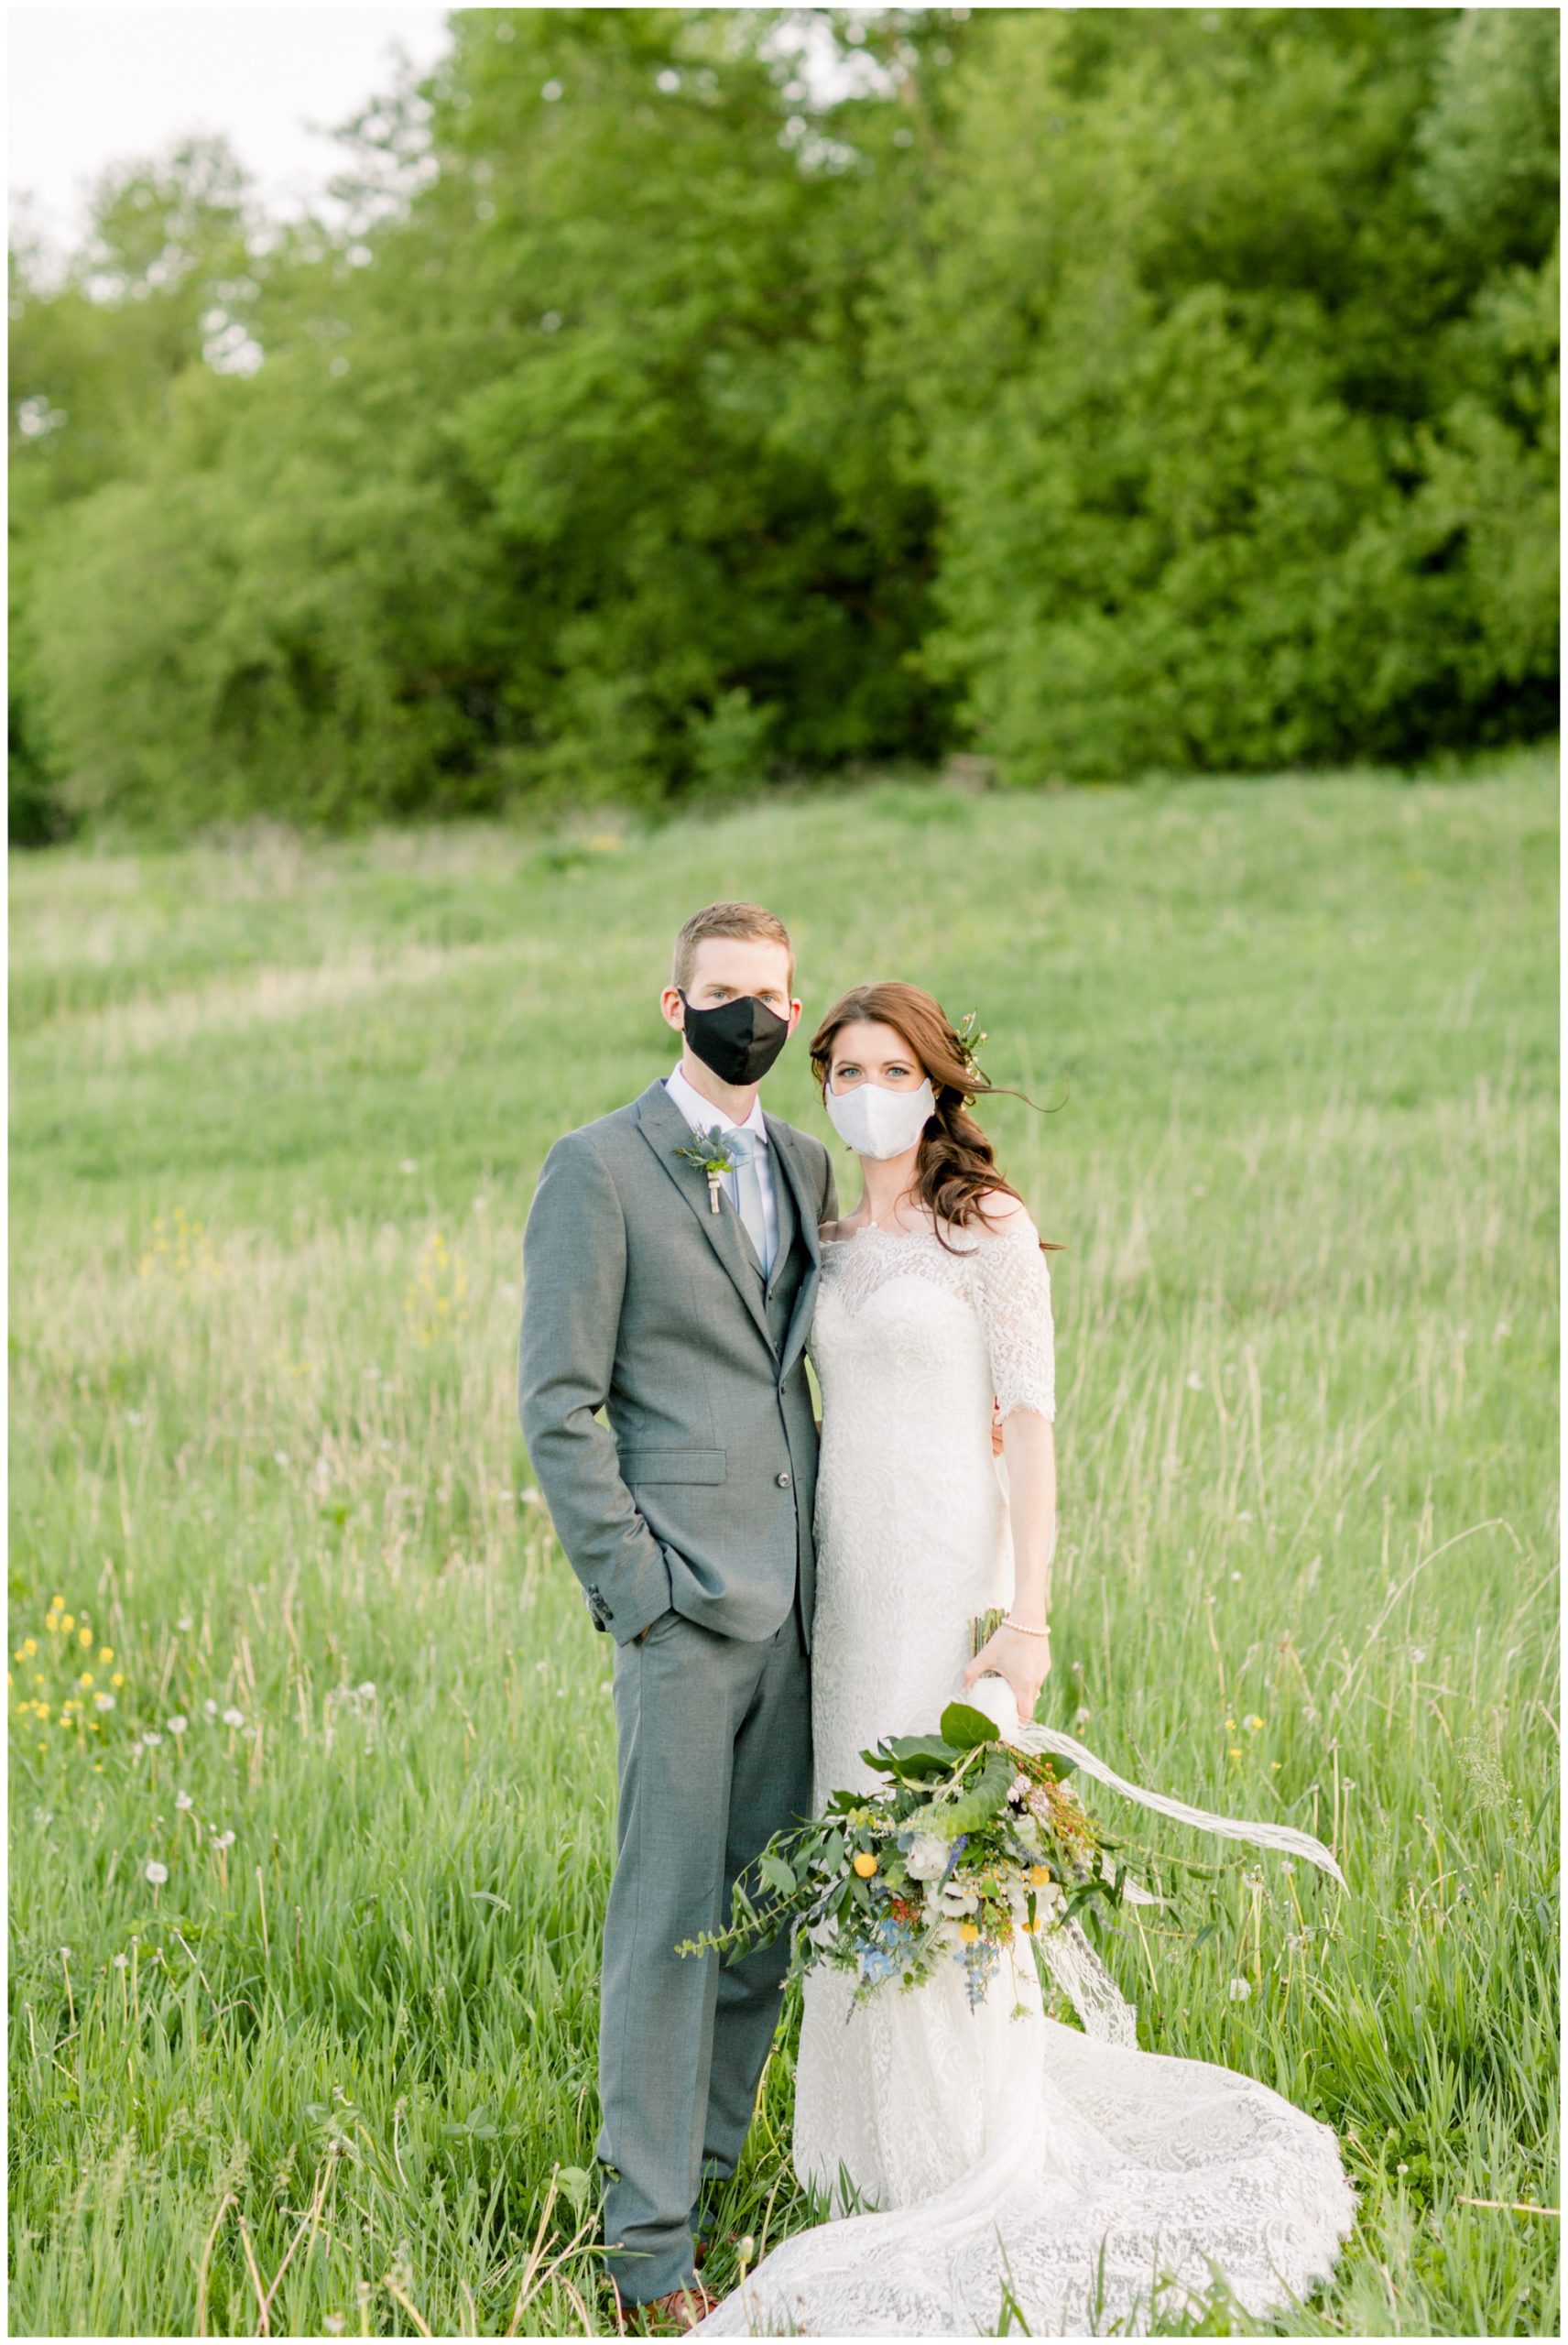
top-left (113, 1952), bottom-right (128, 1969)
top-left (94, 1691), bottom-right (115, 1711)
top-left (212, 1829), bottom-right (235, 1850)
top-left (176, 1616), bottom-right (193, 1633)
top-left (222, 1707), bottom-right (245, 1729)
top-left (1227, 1977), bottom-right (1251, 2001)
top-left (203, 1698), bottom-right (218, 1718)
top-left (938, 1882), bottom-right (980, 1917)
top-left (1185, 1372), bottom-right (1203, 1391)
top-left (1073, 1706), bottom-right (1092, 1727)
top-left (176, 1790), bottom-right (194, 1811)
top-left (144, 1860), bottom-right (169, 1885)
top-left (142, 1730), bottom-right (162, 1747)
top-left (519, 1487), bottom-right (542, 1506)
top-left (356, 1682), bottom-right (376, 1701)
top-left (904, 1835), bottom-right (950, 1881)
top-left (273, 1450), bottom-right (289, 1467)
top-left (168, 1715), bottom-right (188, 1735)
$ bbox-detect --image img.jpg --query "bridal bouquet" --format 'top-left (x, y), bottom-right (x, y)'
top-left (678, 1690), bottom-right (1146, 2011)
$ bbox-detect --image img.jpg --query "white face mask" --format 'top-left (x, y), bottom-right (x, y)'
top-left (824, 1075), bottom-right (937, 1161)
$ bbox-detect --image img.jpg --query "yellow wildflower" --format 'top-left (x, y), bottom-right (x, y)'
top-left (852, 1852), bottom-right (878, 1879)
top-left (958, 1923), bottom-right (981, 1945)
top-left (99, 1648), bottom-right (114, 1663)
top-left (79, 1628), bottom-right (93, 1648)
top-left (79, 1673), bottom-right (94, 1689)
top-left (60, 1615), bottom-right (74, 1635)
top-left (112, 1673), bottom-right (126, 1689)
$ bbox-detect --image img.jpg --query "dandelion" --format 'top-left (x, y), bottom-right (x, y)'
top-left (168, 1716), bottom-right (187, 1736)
top-left (176, 1791), bottom-right (194, 1811)
top-left (111, 1673), bottom-right (125, 1689)
top-left (203, 1699), bottom-right (218, 1718)
top-left (1224, 1717), bottom-right (1236, 1730)
top-left (273, 1451), bottom-right (289, 1467)
top-left (142, 1729), bottom-right (162, 1747)
top-left (212, 1829), bottom-right (235, 1849)
top-left (1073, 1706), bottom-right (1092, 1727)
top-left (1227, 1978), bottom-right (1251, 2001)
top-left (94, 1691), bottom-right (115, 1711)
top-left (60, 1615), bottom-right (75, 1634)
top-left (78, 1627), bottom-right (93, 1648)
top-left (113, 1953), bottom-right (128, 1969)
top-left (222, 1707), bottom-right (245, 1729)
top-left (1244, 1714), bottom-right (1263, 1732)
top-left (99, 1647), bottom-right (113, 1663)
top-left (356, 1682), bottom-right (376, 1701)
top-left (176, 1617), bottom-right (193, 1634)
top-left (1228, 1745), bottom-right (1242, 1759)
top-left (78, 1673), bottom-right (94, 1689)
top-left (1230, 1570), bottom-right (1242, 1582)
top-left (145, 1860), bottom-right (169, 1885)
top-left (1185, 1372), bottom-right (1203, 1390)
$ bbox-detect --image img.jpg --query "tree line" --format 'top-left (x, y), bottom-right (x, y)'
top-left (8, 7), bottom-right (1558, 841)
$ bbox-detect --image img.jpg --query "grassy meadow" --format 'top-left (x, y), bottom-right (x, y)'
top-left (7, 754), bottom-right (1559, 2337)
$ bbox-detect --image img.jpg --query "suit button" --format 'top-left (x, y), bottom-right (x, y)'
top-left (776, 1470), bottom-right (791, 1489)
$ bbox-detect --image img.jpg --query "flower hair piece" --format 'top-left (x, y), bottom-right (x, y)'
top-left (953, 1009), bottom-right (989, 1088)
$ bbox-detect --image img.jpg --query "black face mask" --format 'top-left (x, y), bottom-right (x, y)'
top-left (680, 990), bottom-right (791, 1086)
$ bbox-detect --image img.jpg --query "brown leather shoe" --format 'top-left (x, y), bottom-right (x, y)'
top-left (631, 2280), bottom-right (719, 2332)
top-left (610, 2277), bottom-right (720, 2335)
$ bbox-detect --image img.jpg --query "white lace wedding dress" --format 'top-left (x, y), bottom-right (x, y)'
top-left (696, 1217), bottom-right (1357, 2337)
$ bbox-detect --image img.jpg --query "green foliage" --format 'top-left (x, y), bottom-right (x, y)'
top-left (6, 9), bottom-right (1560, 836)
top-left (893, 7), bottom-right (1560, 781)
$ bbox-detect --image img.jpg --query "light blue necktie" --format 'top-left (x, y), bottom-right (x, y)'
top-left (726, 1129), bottom-right (773, 1278)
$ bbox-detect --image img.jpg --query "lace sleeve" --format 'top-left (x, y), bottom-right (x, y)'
top-left (964, 1217), bottom-right (1056, 1421)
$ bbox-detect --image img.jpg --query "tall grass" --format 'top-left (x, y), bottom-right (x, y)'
top-left (9, 754), bottom-right (1558, 2335)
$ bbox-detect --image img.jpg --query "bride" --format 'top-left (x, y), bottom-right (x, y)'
top-left (696, 982), bottom-right (1356, 2338)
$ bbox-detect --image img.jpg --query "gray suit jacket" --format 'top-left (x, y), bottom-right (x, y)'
top-left (517, 1078), bottom-right (837, 1649)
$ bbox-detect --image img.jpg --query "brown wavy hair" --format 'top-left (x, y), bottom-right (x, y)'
top-left (809, 981), bottom-right (1062, 1250)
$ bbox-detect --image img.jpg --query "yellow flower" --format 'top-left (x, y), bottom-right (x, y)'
top-left (1028, 1865), bottom-right (1052, 1886)
top-left (111, 1673), bottom-right (126, 1689)
top-left (852, 1851), bottom-right (878, 1879)
top-left (60, 1615), bottom-right (74, 1634)
top-left (958, 1922), bottom-right (981, 1945)
top-left (22, 1640), bottom-right (37, 1658)
top-left (99, 1649), bottom-right (113, 1664)
top-left (1224, 1717), bottom-right (1236, 1731)
top-left (1227, 1745), bottom-right (1242, 1758)
top-left (1270, 1760), bottom-right (1282, 1771)
top-left (1244, 1714), bottom-right (1263, 1731)
top-left (79, 1627), bottom-right (93, 1648)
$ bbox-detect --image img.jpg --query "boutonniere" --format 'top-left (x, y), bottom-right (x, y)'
top-left (673, 1125), bottom-right (742, 1215)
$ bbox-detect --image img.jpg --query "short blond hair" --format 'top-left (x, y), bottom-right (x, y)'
top-left (671, 901), bottom-right (794, 993)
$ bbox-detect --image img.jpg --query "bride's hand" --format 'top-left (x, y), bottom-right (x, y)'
top-left (964, 1623), bottom-right (1051, 1723)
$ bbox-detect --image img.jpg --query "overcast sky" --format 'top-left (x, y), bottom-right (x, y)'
top-left (8, 7), bottom-right (456, 261)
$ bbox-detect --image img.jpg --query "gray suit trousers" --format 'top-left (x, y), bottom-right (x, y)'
top-left (598, 1606), bottom-right (812, 2303)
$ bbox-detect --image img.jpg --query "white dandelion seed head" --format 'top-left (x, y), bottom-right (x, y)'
top-left (94, 1691), bottom-right (115, 1710)
top-left (356, 1681), bottom-right (376, 1700)
top-left (142, 1730), bottom-right (162, 1746)
top-left (222, 1707), bottom-right (245, 1729)
top-left (176, 1791), bottom-right (194, 1811)
top-left (168, 1716), bottom-right (188, 1734)
top-left (144, 1860), bottom-right (169, 1885)
top-left (1185, 1371), bottom-right (1203, 1390)
top-left (176, 1616), bottom-right (193, 1633)
top-left (213, 1830), bottom-right (235, 1849)
top-left (1226, 1976), bottom-right (1251, 2001)
top-left (203, 1699), bottom-right (219, 1718)
top-left (113, 1953), bottom-right (129, 1969)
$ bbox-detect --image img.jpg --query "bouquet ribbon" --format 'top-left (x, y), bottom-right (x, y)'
top-left (968, 1681), bottom-right (1345, 2047)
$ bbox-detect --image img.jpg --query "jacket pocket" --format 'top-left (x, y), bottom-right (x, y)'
top-left (619, 1446), bottom-right (725, 1485)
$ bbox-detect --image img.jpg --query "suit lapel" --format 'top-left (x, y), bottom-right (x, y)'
top-left (766, 1113), bottom-right (822, 1379)
top-left (633, 1081), bottom-right (774, 1353)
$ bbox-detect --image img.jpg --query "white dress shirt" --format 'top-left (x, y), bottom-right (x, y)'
top-left (665, 1061), bottom-right (780, 1273)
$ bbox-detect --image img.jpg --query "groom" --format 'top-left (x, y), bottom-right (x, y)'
top-left (517, 901), bottom-right (836, 2324)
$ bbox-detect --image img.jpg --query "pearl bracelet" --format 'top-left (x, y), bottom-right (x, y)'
top-left (1003, 1616), bottom-right (1051, 1639)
